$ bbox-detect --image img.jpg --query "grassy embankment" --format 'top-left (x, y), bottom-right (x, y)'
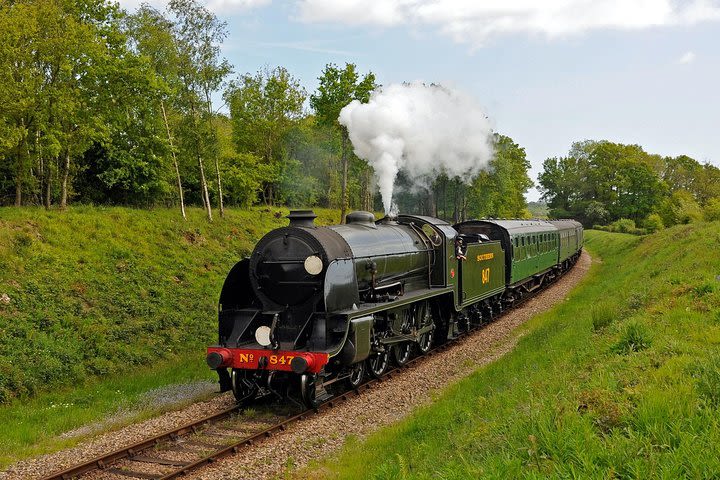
top-left (0, 206), bottom-right (340, 467)
top-left (305, 223), bottom-right (720, 478)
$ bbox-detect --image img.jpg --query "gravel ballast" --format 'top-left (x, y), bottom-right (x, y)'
top-left (2, 251), bottom-right (590, 480)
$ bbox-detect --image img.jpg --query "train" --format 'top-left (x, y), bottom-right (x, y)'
top-left (206, 210), bottom-right (583, 407)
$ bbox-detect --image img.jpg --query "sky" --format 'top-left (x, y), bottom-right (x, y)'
top-left (118, 0), bottom-right (720, 201)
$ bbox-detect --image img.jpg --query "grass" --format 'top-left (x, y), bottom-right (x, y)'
top-left (301, 222), bottom-right (720, 479)
top-left (0, 205), bottom-right (340, 466)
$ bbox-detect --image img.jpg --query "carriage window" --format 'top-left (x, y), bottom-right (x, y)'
top-left (521, 237), bottom-right (525, 246)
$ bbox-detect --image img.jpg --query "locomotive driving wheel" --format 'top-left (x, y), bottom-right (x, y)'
top-left (367, 349), bottom-right (390, 377)
top-left (415, 301), bottom-right (434, 354)
top-left (393, 343), bottom-right (412, 366)
top-left (346, 361), bottom-right (366, 389)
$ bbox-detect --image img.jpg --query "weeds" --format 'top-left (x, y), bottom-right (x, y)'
top-left (692, 283), bottom-right (715, 298)
top-left (694, 354), bottom-right (720, 407)
top-left (591, 305), bottom-right (615, 331)
top-left (612, 322), bottom-right (652, 354)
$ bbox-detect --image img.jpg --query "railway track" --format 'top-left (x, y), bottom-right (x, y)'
top-left (39, 262), bottom-right (577, 480)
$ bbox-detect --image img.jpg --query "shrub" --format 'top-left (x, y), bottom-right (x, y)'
top-left (643, 214), bottom-right (664, 233)
top-left (585, 201), bottom-right (610, 226)
top-left (704, 199), bottom-right (720, 222)
top-left (610, 218), bottom-right (636, 233)
top-left (612, 321), bottom-right (652, 354)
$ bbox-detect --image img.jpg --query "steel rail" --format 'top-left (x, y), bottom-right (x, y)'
top-left (38, 404), bottom-right (244, 480)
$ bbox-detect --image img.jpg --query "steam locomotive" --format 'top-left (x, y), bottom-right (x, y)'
top-left (206, 210), bottom-right (583, 407)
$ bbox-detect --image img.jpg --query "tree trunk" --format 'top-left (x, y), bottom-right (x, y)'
top-left (453, 179), bottom-right (459, 224)
top-left (60, 149), bottom-right (70, 209)
top-left (198, 153), bottom-right (212, 221)
top-left (15, 183), bottom-right (22, 207)
top-left (364, 167), bottom-right (372, 211)
top-left (205, 92), bottom-right (224, 217)
top-left (161, 100), bottom-right (186, 220)
top-left (191, 101), bottom-right (212, 221)
top-left (214, 156), bottom-right (224, 217)
top-left (44, 158), bottom-right (52, 210)
top-left (340, 129), bottom-right (349, 224)
top-left (267, 184), bottom-right (274, 206)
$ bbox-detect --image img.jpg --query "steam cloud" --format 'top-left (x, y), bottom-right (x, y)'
top-left (339, 82), bottom-right (494, 214)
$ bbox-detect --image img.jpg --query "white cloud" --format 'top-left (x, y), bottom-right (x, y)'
top-left (297, 0), bottom-right (720, 46)
top-left (678, 51), bottom-right (697, 63)
top-left (206, 0), bottom-right (271, 13)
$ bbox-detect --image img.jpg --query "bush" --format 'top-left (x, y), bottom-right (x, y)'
top-left (610, 218), bottom-right (635, 233)
top-left (704, 199), bottom-right (720, 222)
top-left (643, 213), bottom-right (664, 233)
top-left (612, 321), bottom-right (652, 354)
top-left (585, 201), bottom-right (610, 226)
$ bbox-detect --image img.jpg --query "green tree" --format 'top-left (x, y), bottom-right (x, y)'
top-left (540, 140), bottom-right (667, 225)
top-left (310, 63), bottom-right (376, 223)
top-left (169, 0), bottom-right (232, 220)
top-left (468, 134), bottom-right (533, 220)
top-left (0, 0), bottom-right (127, 208)
top-left (224, 66), bottom-right (306, 205)
top-left (126, 4), bottom-right (186, 217)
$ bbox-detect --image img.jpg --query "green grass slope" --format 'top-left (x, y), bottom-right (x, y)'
top-left (305, 223), bottom-right (720, 479)
top-left (0, 206), bottom-right (339, 403)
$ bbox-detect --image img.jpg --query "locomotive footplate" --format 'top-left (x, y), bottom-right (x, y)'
top-left (207, 346), bottom-right (330, 374)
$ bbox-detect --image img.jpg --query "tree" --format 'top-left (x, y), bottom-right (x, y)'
top-left (169, 0), bottom-right (232, 220)
top-left (539, 140), bottom-right (668, 225)
top-left (310, 63), bottom-right (376, 223)
top-left (0, 0), bottom-right (126, 209)
top-left (467, 134), bottom-right (533, 220)
top-left (126, 4), bottom-right (186, 218)
top-left (224, 66), bottom-right (306, 205)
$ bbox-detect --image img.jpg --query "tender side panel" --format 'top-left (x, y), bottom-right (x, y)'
top-left (459, 241), bottom-right (505, 307)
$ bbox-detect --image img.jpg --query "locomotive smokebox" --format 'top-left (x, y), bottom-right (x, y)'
top-left (287, 210), bottom-right (317, 227)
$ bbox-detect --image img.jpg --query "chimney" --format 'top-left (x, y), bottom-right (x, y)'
top-left (287, 210), bottom-right (317, 228)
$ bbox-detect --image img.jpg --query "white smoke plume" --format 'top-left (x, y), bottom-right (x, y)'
top-left (339, 82), bottom-right (494, 214)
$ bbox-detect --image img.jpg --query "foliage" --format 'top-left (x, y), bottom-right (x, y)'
top-left (703, 198), bottom-right (720, 222)
top-left (643, 213), bottom-right (664, 233)
top-left (224, 66), bottom-right (306, 205)
top-left (311, 63), bottom-right (377, 220)
top-left (392, 133), bottom-right (533, 222)
top-left (539, 140), bottom-right (720, 228)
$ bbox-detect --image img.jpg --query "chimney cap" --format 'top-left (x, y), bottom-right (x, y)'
top-left (287, 210), bottom-right (317, 228)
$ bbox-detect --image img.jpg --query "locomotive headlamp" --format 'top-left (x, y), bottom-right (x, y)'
top-left (304, 255), bottom-right (323, 275)
top-left (255, 326), bottom-right (272, 347)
